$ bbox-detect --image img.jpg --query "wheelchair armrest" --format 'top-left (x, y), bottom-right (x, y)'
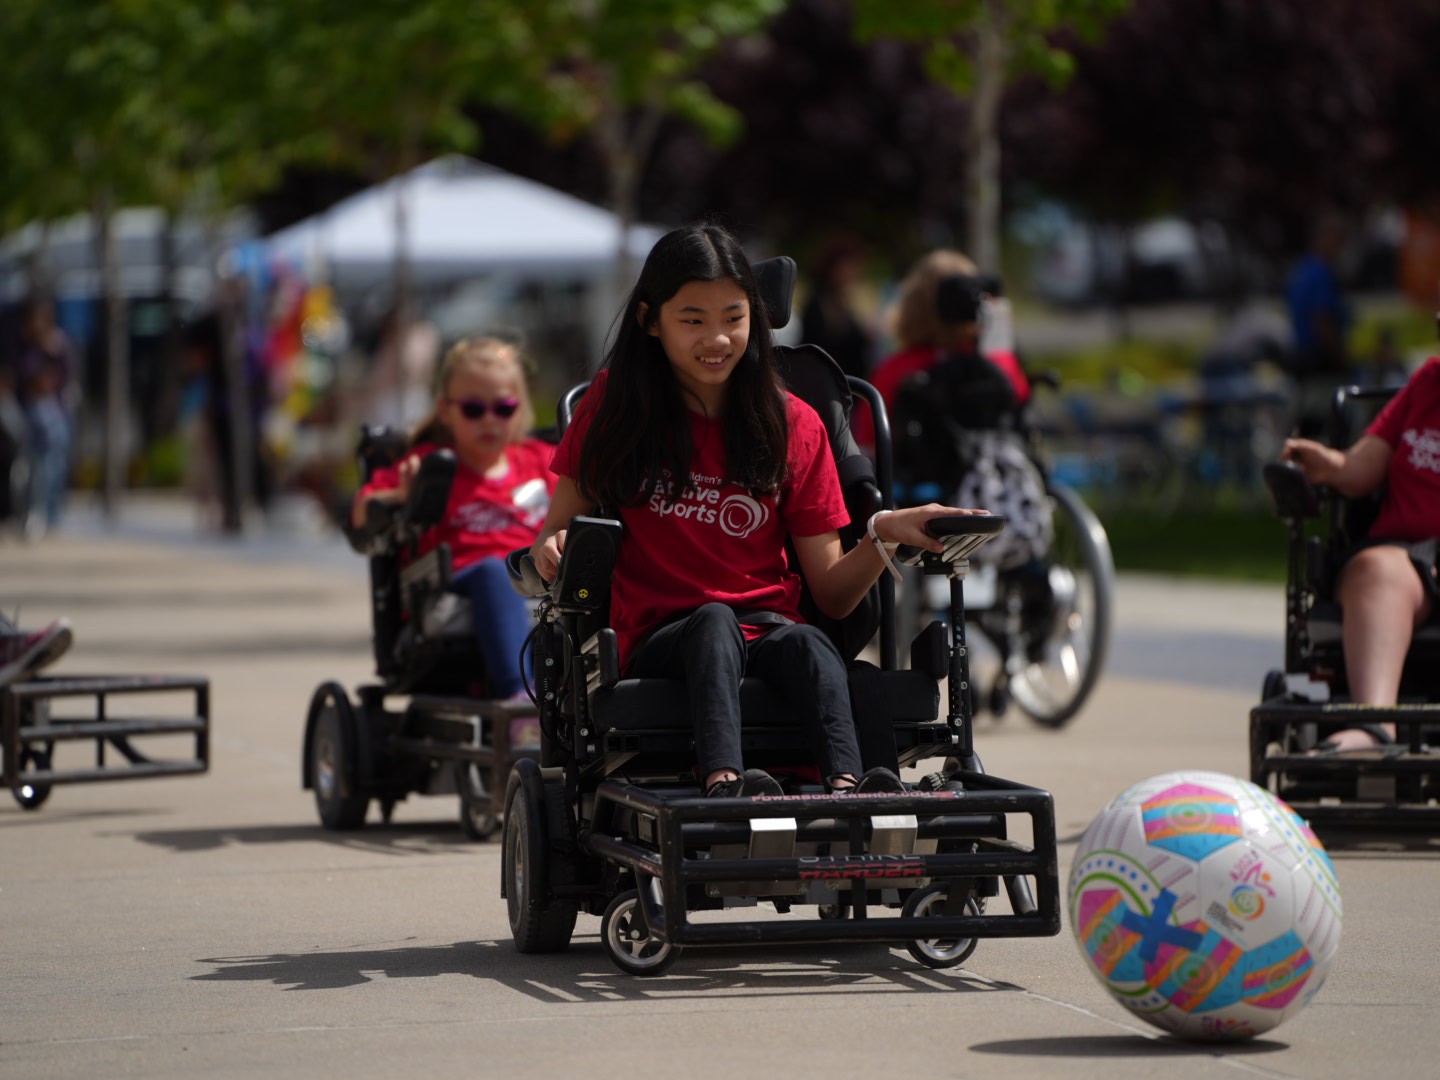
top-left (1262, 462), bottom-right (1320, 521)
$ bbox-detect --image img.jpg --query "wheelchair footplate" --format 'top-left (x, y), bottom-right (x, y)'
top-left (584, 769), bottom-right (1060, 971)
top-left (1250, 699), bottom-right (1440, 825)
top-left (2, 673), bottom-right (210, 810)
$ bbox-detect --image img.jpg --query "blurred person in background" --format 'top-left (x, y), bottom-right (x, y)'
top-left (15, 299), bottom-right (77, 539)
top-left (852, 248), bottom-right (1029, 450)
top-left (183, 311), bottom-right (272, 535)
top-left (0, 363), bottom-right (26, 530)
top-left (363, 304), bottom-right (440, 434)
top-left (800, 237), bottom-right (877, 380)
top-left (1286, 213), bottom-right (1354, 436)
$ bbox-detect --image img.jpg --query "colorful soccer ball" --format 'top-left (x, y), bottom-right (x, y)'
top-left (1068, 771), bottom-right (1342, 1041)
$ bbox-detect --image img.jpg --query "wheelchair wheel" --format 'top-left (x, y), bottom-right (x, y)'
top-left (903, 884), bottom-right (980, 969)
top-left (503, 767), bottom-right (577, 952)
top-left (1006, 482), bottom-right (1114, 728)
top-left (457, 762), bottom-right (499, 842)
top-left (601, 884), bottom-right (678, 977)
top-left (12, 743), bottom-right (53, 811)
top-left (308, 686), bottom-right (369, 830)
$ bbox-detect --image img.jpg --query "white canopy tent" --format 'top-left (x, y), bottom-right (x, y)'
top-left (265, 154), bottom-right (663, 290)
top-left (264, 155), bottom-right (665, 368)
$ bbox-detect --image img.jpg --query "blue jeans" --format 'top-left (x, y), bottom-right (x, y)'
top-left (25, 399), bottom-right (69, 530)
top-left (449, 557), bottom-right (532, 698)
top-left (626, 602), bottom-right (863, 781)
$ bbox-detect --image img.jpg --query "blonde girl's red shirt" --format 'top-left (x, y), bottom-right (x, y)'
top-left (1366, 356), bottom-right (1440, 541)
top-left (553, 371), bottom-right (850, 667)
top-left (360, 437), bottom-right (556, 570)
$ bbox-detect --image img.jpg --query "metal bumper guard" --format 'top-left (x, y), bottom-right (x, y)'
top-left (585, 771), bottom-right (1061, 948)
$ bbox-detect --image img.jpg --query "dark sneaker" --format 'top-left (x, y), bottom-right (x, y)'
top-left (707, 768), bottom-right (784, 798)
top-left (852, 767), bottom-right (906, 795)
top-left (0, 618), bottom-right (72, 686)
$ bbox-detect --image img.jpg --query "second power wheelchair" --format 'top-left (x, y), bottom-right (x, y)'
top-left (1252, 382), bottom-right (1440, 826)
top-left (300, 426), bottom-right (540, 839)
top-left (499, 259), bottom-right (1061, 975)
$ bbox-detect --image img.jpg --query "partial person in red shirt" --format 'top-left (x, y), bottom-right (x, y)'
top-left (354, 336), bottom-right (555, 707)
top-left (531, 223), bottom-right (982, 799)
top-left (852, 248), bottom-right (1028, 451)
top-left (1281, 356), bottom-right (1440, 748)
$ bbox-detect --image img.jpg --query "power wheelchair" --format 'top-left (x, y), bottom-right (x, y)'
top-left (1252, 382), bottom-right (1440, 826)
top-left (499, 258), bottom-right (1061, 976)
top-left (889, 275), bottom-right (1115, 729)
top-left (299, 426), bottom-right (539, 839)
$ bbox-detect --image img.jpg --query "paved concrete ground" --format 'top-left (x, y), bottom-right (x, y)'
top-left (2, 520), bottom-right (1438, 1079)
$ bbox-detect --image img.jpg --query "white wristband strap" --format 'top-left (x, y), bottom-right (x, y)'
top-left (866, 509), bottom-right (904, 583)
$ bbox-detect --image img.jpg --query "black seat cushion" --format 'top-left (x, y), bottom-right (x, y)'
top-left (593, 666), bottom-right (937, 733)
top-left (591, 665), bottom-right (940, 773)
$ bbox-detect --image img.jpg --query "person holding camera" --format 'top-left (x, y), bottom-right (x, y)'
top-left (851, 249), bottom-right (1028, 450)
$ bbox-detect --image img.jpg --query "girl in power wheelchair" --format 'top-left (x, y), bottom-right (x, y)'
top-left (1277, 356), bottom-right (1440, 748)
top-left (508, 222), bottom-right (1061, 975)
top-left (353, 335), bottom-right (553, 747)
top-left (530, 223), bottom-right (977, 799)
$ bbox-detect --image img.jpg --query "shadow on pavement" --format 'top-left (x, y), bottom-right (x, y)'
top-left (192, 938), bottom-right (1012, 1000)
top-left (1309, 826), bottom-right (1440, 858)
top-left (125, 821), bottom-right (481, 856)
top-left (970, 1035), bottom-right (1286, 1058)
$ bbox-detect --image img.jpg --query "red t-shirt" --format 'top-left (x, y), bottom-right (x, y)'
top-left (1366, 356), bottom-right (1440, 541)
top-left (360, 438), bottom-right (556, 571)
top-left (851, 344), bottom-right (1030, 448)
top-left (553, 371), bottom-right (850, 666)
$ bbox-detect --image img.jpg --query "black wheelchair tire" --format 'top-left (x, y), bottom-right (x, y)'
top-left (600, 887), bottom-right (678, 976)
top-left (310, 691), bottom-right (369, 830)
top-left (1009, 481), bottom-right (1115, 728)
top-left (12, 744), bottom-right (53, 811)
top-left (903, 884), bottom-right (981, 969)
top-left (457, 762), bottom-right (499, 842)
top-left (503, 767), bottom-right (577, 952)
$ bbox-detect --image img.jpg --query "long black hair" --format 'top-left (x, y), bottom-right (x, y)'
top-left (575, 222), bottom-right (789, 508)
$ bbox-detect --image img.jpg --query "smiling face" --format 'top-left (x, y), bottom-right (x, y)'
top-left (438, 353), bottom-right (526, 472)
top-left (646, 277), bottom-right (751, 414)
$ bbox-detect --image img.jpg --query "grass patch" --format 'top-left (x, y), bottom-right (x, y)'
top-left (1095, 504), bottom-right (1290, 583)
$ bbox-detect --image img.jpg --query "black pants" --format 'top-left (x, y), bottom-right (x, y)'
top-left (626, 602), bottom-right (863, 781)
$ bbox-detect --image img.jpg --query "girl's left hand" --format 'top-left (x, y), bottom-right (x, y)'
top-left (873, 503), bottom-right (986, 554)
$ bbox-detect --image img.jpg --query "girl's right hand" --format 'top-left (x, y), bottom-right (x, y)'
top-left (1280, 438), bottom-right (1342, 484)
top-left (394, 454), bottom-right (421, 501)
top-left (532, 528), bottom-right (566, 582)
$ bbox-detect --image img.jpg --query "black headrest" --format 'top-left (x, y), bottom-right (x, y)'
top-left (754, 256), bottom-right (798, 330)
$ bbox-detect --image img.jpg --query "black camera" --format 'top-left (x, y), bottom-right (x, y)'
top-left (936, 272), bottom-right (1002, 325)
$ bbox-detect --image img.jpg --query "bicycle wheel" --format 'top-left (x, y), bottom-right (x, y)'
top-left (1007, 481), bottom-right (1114, 728)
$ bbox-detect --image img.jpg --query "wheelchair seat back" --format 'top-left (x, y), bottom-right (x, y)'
top-left (347, 424), bottom-right (488, 695)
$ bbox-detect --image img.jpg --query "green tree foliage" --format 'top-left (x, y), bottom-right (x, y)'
top-left (850, 0), bottom-right (1128, 271)
top-left (1002, 1), bottom-right (1433, 265)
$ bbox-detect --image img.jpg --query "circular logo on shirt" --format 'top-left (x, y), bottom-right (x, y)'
top-left (718, 494), bottom-right (770, 538)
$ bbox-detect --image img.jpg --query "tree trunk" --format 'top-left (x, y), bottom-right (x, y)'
top-left (205, 215), bottom-right (254, 533)
top-left (966, 1), bottom-right (1008, 275)
top-left (95, 192), bottom-right (129, 521)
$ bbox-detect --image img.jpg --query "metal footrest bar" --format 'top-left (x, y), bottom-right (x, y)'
top-left (2, 674), bottom-right (210, 793)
